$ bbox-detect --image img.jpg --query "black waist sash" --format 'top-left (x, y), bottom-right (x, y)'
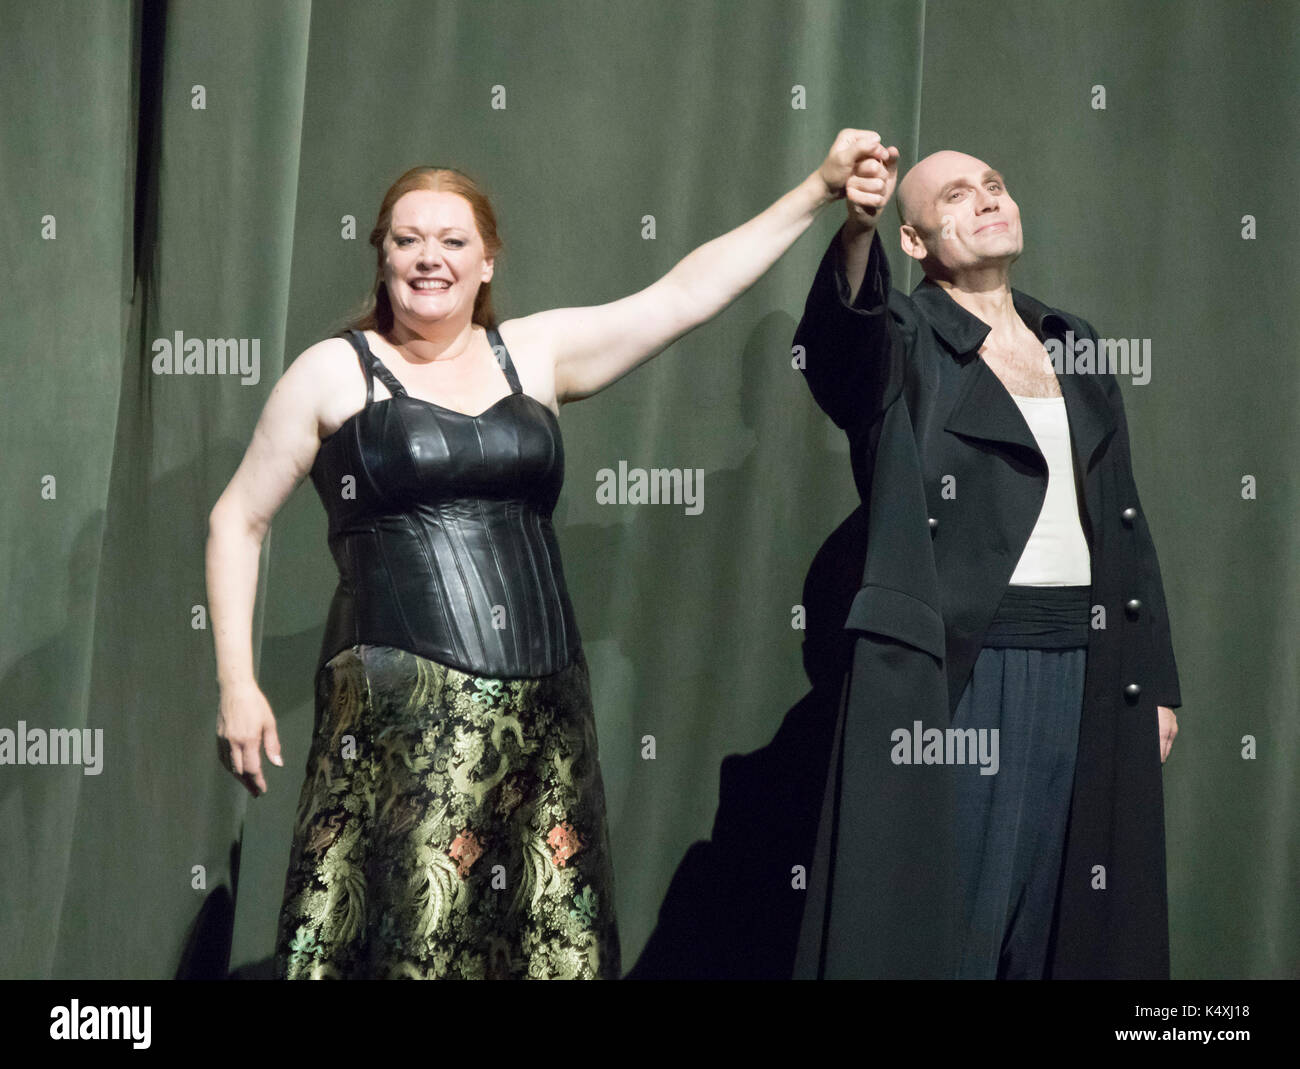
top-left (982, 584), bottom-right (1091, 649)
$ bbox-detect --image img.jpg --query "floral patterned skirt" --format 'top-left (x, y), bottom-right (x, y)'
top-left (273, 643), bottom-right (621, 979)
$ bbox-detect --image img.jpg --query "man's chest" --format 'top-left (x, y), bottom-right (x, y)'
top-left (977, 331), bottom-right (1062, 398)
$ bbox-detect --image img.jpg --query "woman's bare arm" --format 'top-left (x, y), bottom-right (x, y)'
top-left (507, 129), bottom-right (891, 404)
top-left (205, 337), bottom-right (348, 793)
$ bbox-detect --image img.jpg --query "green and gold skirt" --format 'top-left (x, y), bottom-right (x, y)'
top-left (273, 643), bottom-right (621, 979)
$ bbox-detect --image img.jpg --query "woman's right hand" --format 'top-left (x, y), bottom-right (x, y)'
top-left (817, 129), bottom-right (899, 222)
top-left (217, 683), bottom-right (283, 797)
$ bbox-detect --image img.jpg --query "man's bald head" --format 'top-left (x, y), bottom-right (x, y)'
top-left (896, 150), bottom-right (995, 233)
top-left (890, 149), bottom-right (1022, 281)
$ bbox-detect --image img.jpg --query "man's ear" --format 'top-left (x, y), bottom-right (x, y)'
top-left (899, 223), bottom-right (927, 263)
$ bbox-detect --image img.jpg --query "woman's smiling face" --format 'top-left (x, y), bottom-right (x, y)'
top-left (383, 189), bottom-right (494, 330)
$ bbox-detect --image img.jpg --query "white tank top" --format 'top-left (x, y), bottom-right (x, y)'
top-left (1007, 395), bottom-right (1091, 586)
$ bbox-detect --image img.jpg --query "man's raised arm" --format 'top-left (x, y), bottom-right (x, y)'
top-left (794, 141), bottom-right (907, 436)
top-left (794, 219), bottom-right (908, 436)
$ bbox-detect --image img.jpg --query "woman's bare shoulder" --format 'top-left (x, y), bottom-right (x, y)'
top-left (281, 335), bottom-right (366, 438)
top-left (292, 333), bottom-right (357, 367)
top-left (495, 317), bottom-right (558, 410)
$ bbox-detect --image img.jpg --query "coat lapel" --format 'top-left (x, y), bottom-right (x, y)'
top-left (909, 278), bottom-right (1118, 483)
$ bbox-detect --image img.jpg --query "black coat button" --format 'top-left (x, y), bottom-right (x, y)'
top-left (1125, 598), bottom-right (1141, 616)
top-left (1121, 507), bottom-right (1137, 525)
top-left (928, 516), bottom-right (938, 532)
top-left (1125, 682), bottom-right (1141, 698)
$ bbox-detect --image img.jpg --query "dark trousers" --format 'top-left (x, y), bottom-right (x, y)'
top-left (950, 644), bottom-right (1086, 979)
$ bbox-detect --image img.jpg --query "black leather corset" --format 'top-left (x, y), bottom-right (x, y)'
top-left (308, 328), bottom-right (582, 679)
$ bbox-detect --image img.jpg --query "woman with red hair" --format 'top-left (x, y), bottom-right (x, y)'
top-left (206, 132), bottom-right (897, 979)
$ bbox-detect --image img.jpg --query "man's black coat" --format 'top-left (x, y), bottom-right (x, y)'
top-left (790, 229), bottom-right (1182, 979)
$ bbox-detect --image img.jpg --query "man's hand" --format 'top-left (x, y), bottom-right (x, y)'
top-left (1157, 705), bottom-right (1178, 763)
top-left (843, 142), bottom-right (899, 232)
top-left (821, 133), bottom-right (899, 302)
top-left (818, 130), bottom-right (898, 221)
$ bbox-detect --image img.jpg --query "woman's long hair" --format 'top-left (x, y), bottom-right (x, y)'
top-left (338, 166), bottom-right (503, 336)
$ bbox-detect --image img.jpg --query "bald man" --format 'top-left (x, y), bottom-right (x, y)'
top-left (792, 135), bottom-right (1181, 979)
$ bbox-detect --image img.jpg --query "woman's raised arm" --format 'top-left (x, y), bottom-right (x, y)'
top-left (510, 129), bottom-right (896, 403)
